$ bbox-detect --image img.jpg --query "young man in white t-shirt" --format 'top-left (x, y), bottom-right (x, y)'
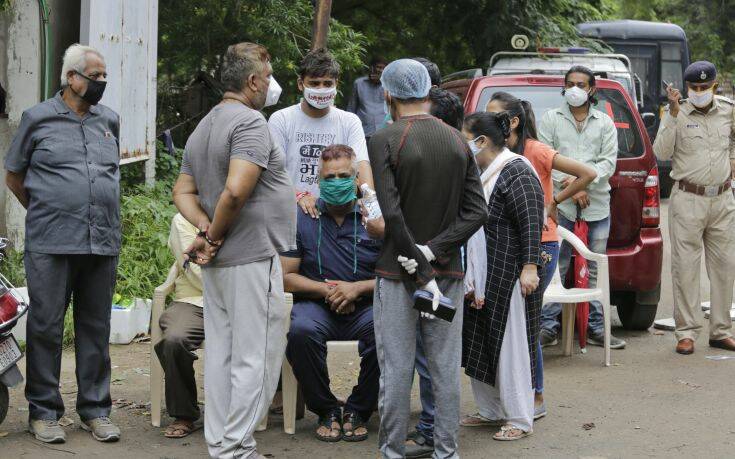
top-left (269, 48), bottom-right (374, 218)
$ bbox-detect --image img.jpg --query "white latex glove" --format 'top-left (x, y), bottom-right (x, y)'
top-left (420, 279), bottom-right (442, 320)
top-left (397, 255), bottom-right (418, 274)
top-left (416, 244), bottom-right (436, 262)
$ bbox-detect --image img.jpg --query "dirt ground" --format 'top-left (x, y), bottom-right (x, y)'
top-left (2, 201), bottom-right (735, 459)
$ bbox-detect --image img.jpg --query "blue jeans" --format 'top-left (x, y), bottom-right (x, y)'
top-left (413, 325), bottom-right (435, 441)
top-left (540, 215), bottom-right (610, 336)
top-left (535, 241), bottom-right (559, 394)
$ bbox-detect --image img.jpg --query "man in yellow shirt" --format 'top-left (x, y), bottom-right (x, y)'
top-left (154, 213), bottom-right (204, 438)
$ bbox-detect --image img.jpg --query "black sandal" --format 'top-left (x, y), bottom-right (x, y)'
top-left (314, 409), bottom-right (342, 442)
top-left (342, 411), bottom-right (368, 442)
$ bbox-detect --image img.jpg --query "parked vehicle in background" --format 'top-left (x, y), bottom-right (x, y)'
top-left (0, 237), bottom-right (28, 425)
top-left (488, 50), bottom-right (643, 109)
top-left (577, 20), bottom-right (691, 197)
top-left (443, 74), bottom-right (663, 330)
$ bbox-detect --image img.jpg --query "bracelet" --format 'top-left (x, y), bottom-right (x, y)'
top-left (198, 230), bottom-right (221, 248)
top-left (552, 195), bottom-right (560, 205)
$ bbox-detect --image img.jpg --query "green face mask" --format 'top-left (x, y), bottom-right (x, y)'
top-left (319, 176), bottom-right (357, 206)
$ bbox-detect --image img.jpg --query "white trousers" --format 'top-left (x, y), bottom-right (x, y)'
top-left (202, 256), bottom-right (287, 458)
top-left (470, 281), bottom-right (534, 432)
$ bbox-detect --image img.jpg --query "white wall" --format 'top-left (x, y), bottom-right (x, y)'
top-left (0, 1), bottom-right (41, 248)
top-left (81, 0), bottom-right (158, 182)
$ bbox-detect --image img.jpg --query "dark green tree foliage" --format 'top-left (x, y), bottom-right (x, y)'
top-left (157, 0), bottom-right (367, 135)
top-left (607, 0), bottom-right (735, 77)
top-left (332, 0), bottom-right (609, 77)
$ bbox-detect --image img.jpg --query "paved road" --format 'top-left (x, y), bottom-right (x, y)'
top-left (3, 201), bottom-right (735, 458)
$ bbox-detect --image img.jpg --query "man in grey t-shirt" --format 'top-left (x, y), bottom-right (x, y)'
top-left (173, 42), bottom-right (296, 459)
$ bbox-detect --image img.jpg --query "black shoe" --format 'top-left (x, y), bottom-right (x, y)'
top-left (405, 430), bottom-right (434, 459)
top-left (540, 329), bottom-right (558, 347)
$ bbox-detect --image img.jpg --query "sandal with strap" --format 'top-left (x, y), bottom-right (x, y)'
top-left (493, 424), bottom-right (532, 441)
top-left (460, 413), bottom-right (505, 427)
top-left (164, 419), bottom-right (198, 438)
top-left (341, 411), bottom-right (368, 442)
top-left (314, 409), bottom-right (342, 442)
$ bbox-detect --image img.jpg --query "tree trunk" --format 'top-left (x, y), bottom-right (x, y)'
top-left (311, 0), bottom-right (332, 50)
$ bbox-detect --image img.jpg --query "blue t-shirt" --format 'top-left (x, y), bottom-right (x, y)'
top-left (282, 200), bottom-right (381, 287)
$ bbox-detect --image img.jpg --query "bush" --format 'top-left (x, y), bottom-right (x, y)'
top-left (116, 181), bottom-right (178, 303)
top-left (2, 249), bottom-right (25, 287)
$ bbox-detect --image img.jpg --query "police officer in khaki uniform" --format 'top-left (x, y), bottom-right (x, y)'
top-left (654, 61), bottom-right (735, 355)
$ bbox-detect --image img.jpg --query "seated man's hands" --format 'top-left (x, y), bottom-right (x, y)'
top-left (325, 280), bottom-right (361, 315)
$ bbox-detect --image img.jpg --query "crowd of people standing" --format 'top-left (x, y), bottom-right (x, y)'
top-left (5, 38), bottom-right (735, 459)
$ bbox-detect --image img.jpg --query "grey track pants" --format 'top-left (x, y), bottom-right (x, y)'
top-left (373, 278), bottom-right (464, 459)
top-left (202, 256), bottom-right (287, 459)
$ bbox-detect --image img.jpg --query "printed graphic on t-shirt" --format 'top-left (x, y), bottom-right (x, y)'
top-left (295, 131), bottom-right (336, 186)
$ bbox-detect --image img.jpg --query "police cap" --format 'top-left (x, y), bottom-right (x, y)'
top-left (684, 61), bottom-right (717, 83)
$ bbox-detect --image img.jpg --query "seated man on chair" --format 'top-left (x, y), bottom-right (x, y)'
top-left (154, 213), bottom-right (204, 438)
top-left (282, 144), bottom-right (381, 443)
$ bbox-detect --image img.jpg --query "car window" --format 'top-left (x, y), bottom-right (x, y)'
top-left (660, 43), bottom-right (684, 97)
top-left (477, 86), bottom-right (644, 159)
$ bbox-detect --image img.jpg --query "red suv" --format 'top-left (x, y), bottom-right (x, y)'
top-left (444, 75), bottom-right (663, 330)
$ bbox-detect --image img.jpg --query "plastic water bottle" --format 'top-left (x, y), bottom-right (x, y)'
top-left (360, 184), bottom-right (382, 220)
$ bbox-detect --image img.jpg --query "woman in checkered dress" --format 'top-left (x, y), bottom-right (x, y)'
top-left (459, 112), bottom-right (545, 441)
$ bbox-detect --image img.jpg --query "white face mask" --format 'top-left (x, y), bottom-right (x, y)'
top-left (264, 77), bottom-right (282, 108)
top-left (564, 86), bottom-right (589, 107)
top-left (304, 86), bottom-right (337, 110)
top-left (468, 136), bottom-right (484, 156)
top-left (689, 88), bottom-right (714, 108)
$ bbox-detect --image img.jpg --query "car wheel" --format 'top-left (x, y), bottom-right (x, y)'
top-left (0, 383), bottom-right (8, 425)
top-left (617, 303), bottom-right (658, 330)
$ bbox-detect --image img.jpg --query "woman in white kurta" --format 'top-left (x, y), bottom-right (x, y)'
top-left (460, 111), bottom-right (545, 441)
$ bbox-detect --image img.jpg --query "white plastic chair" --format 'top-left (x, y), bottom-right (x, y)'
top-left (277, 294), bottom-right (359, 434)
top-left (542, 225), bottom-right (612, 367)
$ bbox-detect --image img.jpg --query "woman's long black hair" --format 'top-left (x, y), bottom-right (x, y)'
top-left (488, 91), bottom-right (538, 156)
top-left (463, 111), bottom-right (512, 151)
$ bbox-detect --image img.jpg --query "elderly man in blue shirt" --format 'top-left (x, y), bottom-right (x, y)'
top-left (4, 44), bottom-right (121, 444)
top-left (281, 144), bottom-right (381, 444)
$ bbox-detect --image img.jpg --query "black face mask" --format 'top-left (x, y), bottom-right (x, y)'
top-left (74, 72), bottom-right (107, 105)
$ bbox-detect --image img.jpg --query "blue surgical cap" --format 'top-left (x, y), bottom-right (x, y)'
top-left (380, 59), bottom-right (432, 100)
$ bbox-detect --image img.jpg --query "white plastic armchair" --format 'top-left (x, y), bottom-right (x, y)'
top-left (150, 263), bottom-right (179, 427)
top-left (543, 225), bottom-right (611, 366)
